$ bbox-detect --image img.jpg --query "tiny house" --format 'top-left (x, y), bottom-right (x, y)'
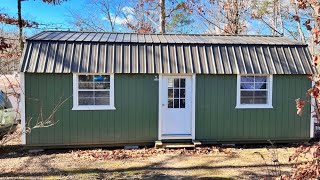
top-left (20, 31), bottom-right (314, 147)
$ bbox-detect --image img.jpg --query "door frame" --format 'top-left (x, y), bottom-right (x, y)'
top-left (158, 74), bottom-right (196, 140)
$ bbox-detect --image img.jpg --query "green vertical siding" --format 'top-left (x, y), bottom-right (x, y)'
top-left (25, 73), bottom-right (311, 146)
top-left (196, 75), bottom-right (311, 142)
top-left (25, 73), bottom-right (158, 146)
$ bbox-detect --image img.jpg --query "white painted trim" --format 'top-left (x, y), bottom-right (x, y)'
top-left (72, 73), bottom-right (116, 111)
top-left (236, 74), bottom-right (273, 109)
top-left (20, 72), bottom-right (26, 145)
top-left (158, 74), bottom-right (163, 140)
top-left (192, 74), bottom-right (196, 140)
top-left (158, 74), bottom-right (195, 140)
top-left (311, 80), bottom-right (315, 138)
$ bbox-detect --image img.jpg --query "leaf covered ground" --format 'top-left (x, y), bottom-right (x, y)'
top-left (0, 144), bottom-right (308, 179)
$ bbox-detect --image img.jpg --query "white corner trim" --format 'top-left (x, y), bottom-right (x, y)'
top-left (192, 74), bottom-right (196, 140)
top-left (236, 74), bottom-right (273, 109)
top-left (158, 74), bottom-right (163, 140)
top-left (311, 80), bottom-right (315, 138)
top-left (20, 72), bottom-right (26, 145)
top-left (72, 73), bottom-right (115, 111)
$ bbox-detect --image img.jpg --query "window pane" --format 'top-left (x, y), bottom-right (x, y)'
top-left (95, 97), bottom-right (110, 105)
top-left (255, 98), bottom-right (267, 104)
top-left (255, 83), bottom-right (267, 89)
top-left (255, 76), bottom-right (267, 83)
top-left (241, 91), bottom-right (254, 97)
top-left (180, 79), bottom-right (185, 88)
top-left (255, 91), bottom-right (267, 98)
top-left (94, 75), bottom-right (110, 82)
top-left (79, 82), bottom-right (94, 89)
top-left (79, 91), bottom-right (94, 98)
top-left (240, 91), bottom-right (254, 104)
top-left (180, 99), bottom-right (185, 108)
top-left (180, 89), bottom-right (185, 98)
top-left (79, 75), bottom-right (93, 82)
top-left (174, 89), bottom-right (179, 98)
top-left (79, 98), bottom-right (94, 105)
top-left (168, 99), bottom-right (173, 108)
top-left (241, 76), bottom-right (254, 82)
top-left (240, 83), bottom-right (254, 89)
top-left (168, 89), bottom-right (173, 98)
top-left (95, 91), bottom-right (109, 98)
top-left (174, 79), bottom-right (180, 88)
top-left (174, 99), bottom-right (179, 108)
top-left (168, 78), bottom-right (173, 88)
top-left (241, 97), bottom-right (254, 104)
top-left (95, 83), bottom-right (110, 89)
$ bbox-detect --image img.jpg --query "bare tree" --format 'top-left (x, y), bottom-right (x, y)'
top-left (69, 0), bottom-right (124, 32)
top-left (193, 0), bottom-right (252, 34)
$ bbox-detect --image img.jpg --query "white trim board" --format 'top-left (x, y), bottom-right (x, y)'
top-left (311, 80), bottom-right (315, 138)
top-left (158, 74), bottom-right (163, 140)
top-left (20, 72), bottom-right (26, 145)
top-left (191, 74), bottom-right (196, 140)
top-left (72, 73), bottom-right (116, 111)
top-left (236, 74), bottom-right (273, 109)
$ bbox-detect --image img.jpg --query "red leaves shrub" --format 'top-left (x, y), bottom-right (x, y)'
top-left (281, 145), bottom-right (320, 179)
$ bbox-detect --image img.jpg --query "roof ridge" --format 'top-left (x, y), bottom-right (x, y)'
top-left (39, 30), bottom-right (285, 38)
top-left (26, 31), bottom-right (307, 46)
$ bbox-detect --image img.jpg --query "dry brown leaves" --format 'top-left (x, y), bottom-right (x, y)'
top-left (71, 146), bottom-right (236, 160)
top-left (276, 144), bottom-right (320, 179)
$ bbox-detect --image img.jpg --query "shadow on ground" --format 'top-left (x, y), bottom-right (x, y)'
top-left (0, 152), bottom-right (293, 179)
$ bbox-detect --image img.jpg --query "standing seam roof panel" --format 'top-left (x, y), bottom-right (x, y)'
top-left (21, 32), bottom-right (313, 75)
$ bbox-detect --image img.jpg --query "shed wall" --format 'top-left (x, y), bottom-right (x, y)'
top-left (25, 73), bottom-right (311, 146)
top-left (25, 73), bottom-right (159, 146)
top-left (196, 75), bottom-right (311, 142)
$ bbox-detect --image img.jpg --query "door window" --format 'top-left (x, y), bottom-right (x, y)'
top-left (168, 78), bottom-right (185, 108)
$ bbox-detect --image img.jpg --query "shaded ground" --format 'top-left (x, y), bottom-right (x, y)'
top-left (0, 143), bottom-right (304, 179)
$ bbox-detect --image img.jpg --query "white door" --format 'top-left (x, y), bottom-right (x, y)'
top-left (160, 76), bottom-right (192, 138)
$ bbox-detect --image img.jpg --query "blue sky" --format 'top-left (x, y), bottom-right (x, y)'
top-left (1, 0), bottom-right (86, 34)
top-left (0, 0), bottom-right (310, 41)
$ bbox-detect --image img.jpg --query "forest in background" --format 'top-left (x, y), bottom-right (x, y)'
top-left (0, 0), bottom-right (316, 73)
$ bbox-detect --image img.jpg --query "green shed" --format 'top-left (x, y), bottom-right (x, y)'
top-left (20, 31), bottom-right (314, 147)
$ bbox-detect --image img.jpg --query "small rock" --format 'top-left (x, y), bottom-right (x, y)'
top-left (8, 152), bottom-right (17, 156)
top-left (124, 145), bottom-right (139, 150)
top-left (28, 149), bottom-right (44, 154)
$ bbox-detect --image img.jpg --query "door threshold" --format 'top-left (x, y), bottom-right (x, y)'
top-left (160, 134), bottom-right (192, 140)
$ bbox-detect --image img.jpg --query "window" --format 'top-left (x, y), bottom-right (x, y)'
top-left (236, 75), bottom-right (273, 109)
top-left (73, 74), bottom-right (115, 110)
top-left (168, 78), bottom-right (186, 108)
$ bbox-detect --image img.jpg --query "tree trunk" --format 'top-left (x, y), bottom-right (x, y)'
top-left (159, 0), bottom-right (165, 34)
top-left (294, 3), bottom-right (306, 43)
top-left (17, 0), bottom-right (23, 52)
top-left (272, 0), bottom-right (278, 36)
top-left (234, 0), bottom-right (240, 34)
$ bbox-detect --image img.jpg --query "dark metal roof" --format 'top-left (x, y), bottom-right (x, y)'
top-left (20, 31), bottom-right (314, 74)
top-left (28, 31), bottom-right (305, 45)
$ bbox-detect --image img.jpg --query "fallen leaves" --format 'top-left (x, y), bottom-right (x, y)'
top-left (71, 146), bottom-right (236, 160)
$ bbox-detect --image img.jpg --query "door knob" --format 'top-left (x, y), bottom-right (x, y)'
top-left (162, 104), bottom-right (165, 106)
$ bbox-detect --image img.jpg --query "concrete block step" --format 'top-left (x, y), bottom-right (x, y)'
top-left (155, 140), bottom-right (202, 149)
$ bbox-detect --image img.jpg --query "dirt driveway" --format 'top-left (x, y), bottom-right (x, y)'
top-left (0, 144), bottom-right (303, 179)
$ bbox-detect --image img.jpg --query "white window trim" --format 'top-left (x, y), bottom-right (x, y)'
top-left (236, 74), bottom-right (273, 109)
top-left (72, 73), bottom-right (116, 111)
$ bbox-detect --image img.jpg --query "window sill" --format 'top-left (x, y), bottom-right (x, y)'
top-left (72, 106), bottom-right (116, 111)
top-left (235, 105), bottom-right (273, 109)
